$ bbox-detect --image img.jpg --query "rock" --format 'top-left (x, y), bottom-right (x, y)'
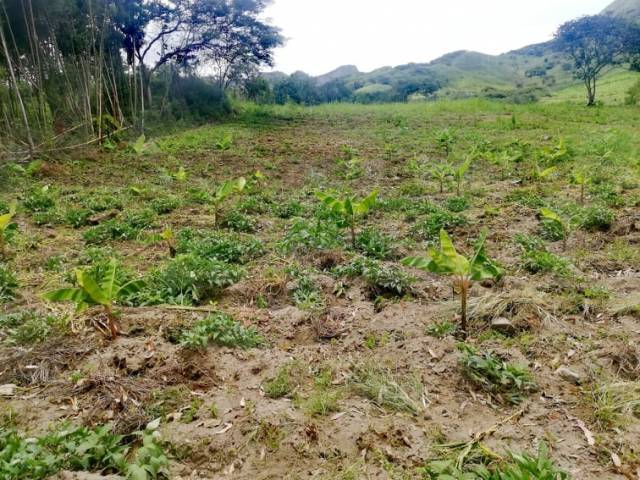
top-left (0, 384), bottom-right (17, 396)
top-left (491, 317), bottom-right (516, 335)
top-left (87, 210), bottom-right (118, 225)
top-left (556, 366), bottom-right (582, 385)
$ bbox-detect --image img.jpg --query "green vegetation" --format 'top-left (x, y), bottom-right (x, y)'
top-left (403, 230), bottom-right (502, 336)
top-left (179, 311), bottom-right (264, 350)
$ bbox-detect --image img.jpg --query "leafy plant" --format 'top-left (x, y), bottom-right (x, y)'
top-left (23, 185), bottom-right (55, 212)
top-left (430, 163), bottom-right (453, 194)
top-left (403, 230), bottom-right (502, 337)
top-left (0, 203), bottom-right (16, 257)
top-left (578, 205), bottom-right (614, 232)
top-left (315, 189), bottom-right (378, 249)
top-left (410, 209), bottom-right (467, 243)
top-left (215, 132), bottom-right (233, 151)
top-left (446, 196), bottom-right (470, 213)
top-left (539, 208), bottom-right (571, 249)
top-left (435, 128), bottom-right (455, 157)
top-left (529, 162), bottom-right (556, 185)
top-left (143, 255), bottom-right (242, 305)
top-left (334, 256), bottom-right (414, 298)
top-left (355, 227), bottom-right (394, 259)
top-left (175, 229), bottom-right (265, 264)
top-left (279, 218), bottom-right (344, 253)
top-left (452, 157), bottom-right (472, 196)
top-left (180, 311), bottom-right (264, 350)
top-left (0, 310), bottom-right (66, 346)
top-left (571, 171), bottom-right (590, 205)
top-left (212, 177), bottom-right (247, 227)
top-left (458, 345), bottom-right (538, 404)
top-left (43, 259), bottom-right (144, 339)
top-left (0, 263), bottom-right (18, 303)
top-left (130, 134), bottom-right (147, 156)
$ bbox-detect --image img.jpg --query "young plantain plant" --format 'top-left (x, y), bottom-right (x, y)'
top-left (429, 163), bottom-right (452, 194)
top-left (452, 157), bottom-right (472, 196)
top-left (0, 203), bottom-right (17, 257)
top-left (212, 177), bottom-right (246, 227)
top-left (44, 259), bottom-right (144, 340)
top-left (316, 189), bottom-right (378, 249)
top-left (571, 170), bottom-right (590, 205)
top-left (402, 229), bottom-right (502, 338)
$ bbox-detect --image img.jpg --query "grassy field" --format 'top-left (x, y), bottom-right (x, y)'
top-left (1, 100), bottom-right (640, 479)
top-left (545, 69), bottom-right (640, 105)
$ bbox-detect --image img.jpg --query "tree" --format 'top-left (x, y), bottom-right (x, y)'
top-left (554, 15), bottom-right (639, 106)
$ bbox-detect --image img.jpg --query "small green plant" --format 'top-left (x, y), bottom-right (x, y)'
top-left (334, 256), bottom-right (414, 298)
top-left (215, 132), bottom-right (233, 151)
top-left (435, 128), bottom-right (455, 157)
top-left (426, 320), bottom-right (458, 338)
top-left (0, 203), bottom-right (16, 257)
top-left (212, 177), bottom-right (246, 227)
top-left (44, 259), bottom-right (144, 339)
top-left (452, 157), bottom-right (472, 196)
top-left (571, 170), bottom-right (590, 205)
top-left (180, 311), bottom-right (264, 349)
top-left (446, 196), bottom-right (470, 213)
top-left (403, 230), bottom-right (502, 337)
top-left (263, 361), bottom-right (304, 399)
top-left (0, 263), bottom-right (18, 303)
top-left (430, 162), bottom-right (453, 193)
top-left (355, 227), bottom-right (393, 259)
top-left (316, 189), bottom-right (378, 249)
top-left (0, 310), bottom-right (67, 346)
top-left (458, 345), bottom-right (538, 404)
top-left (23, 185), bottom-right (55, 212)
top-left (578, 205), bottom-right (614, 232)
top-left (410, 209), bottom-right (467, 243)
top-left (175, 229), bottom-right (265, 264)
top-left (278, 219), bottom-right (344, 253)
top-left (143, 255), bottom-right (243, 305)
top-left (529, 162), bottom-right (556, 185)
top-left (539, 208), bottom-right (571, 249)
top-left (130, 133), bottom-right (147, 156)
top-left (150, 195), bottom-right (180, 215)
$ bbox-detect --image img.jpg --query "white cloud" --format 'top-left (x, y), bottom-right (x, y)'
top-left (264, 0), bottom-right (612, 75)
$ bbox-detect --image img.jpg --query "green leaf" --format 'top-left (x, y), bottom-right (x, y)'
top-left (117, 279), bottom-right (145, 298)
top-left (540, 207), bottom-right (563, 225)
top-left (43, 288), bottom-right (86, 303)
top-left (77, 270), bottom-right (109, 306)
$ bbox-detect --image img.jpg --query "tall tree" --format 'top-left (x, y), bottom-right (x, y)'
top-left (554, 15), bottom-right (639, 106)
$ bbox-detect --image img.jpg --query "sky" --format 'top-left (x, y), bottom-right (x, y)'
top-left (263, 0), bottom-right (614, 76)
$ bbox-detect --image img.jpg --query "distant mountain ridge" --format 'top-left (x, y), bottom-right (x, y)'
top-left (264, 0), bottom-right (640, 102)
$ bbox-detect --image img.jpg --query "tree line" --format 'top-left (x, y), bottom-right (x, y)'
top-left (0, 0), bottom-right (282, 157)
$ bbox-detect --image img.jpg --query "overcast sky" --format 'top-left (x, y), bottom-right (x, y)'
top-left (264, 0), bottom-right (613, 75)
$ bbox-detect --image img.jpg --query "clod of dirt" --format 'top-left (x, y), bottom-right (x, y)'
top-left (491, 317), bottom-right (516, 335)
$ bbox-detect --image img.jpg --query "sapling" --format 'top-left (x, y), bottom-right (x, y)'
top-left (452, 157), bottom-right (472, 196)
top-left (215, 133), bottom-right (233, 151)
top-left (212, 177), bottom-right (246, 227)
top-left (435, 129), bottom-right (455, 157)
top-left (429, 163), bottom-right (452, 194)
top-left (571, 171), bottom-right (590, 205)
top-left (44, 259), bottom-right (144, 339)
top-left (530, 162), bottom-right (556, 185)
top-left (316, 189), bottom-right (379, 249)
top-left (130, 134), bottom-right (146, 156)
top-left (402, 229), bottom-right (503, 338)
top-left (540, 207), bottom-right (571, 249)
top-left (0, 203), bottom-right (16, 257)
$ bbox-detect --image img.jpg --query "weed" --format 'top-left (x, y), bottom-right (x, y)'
top-left (263, 360), bottom-right (305, 399)
top-left (221, 209), bottom-right (257, 232)
top-left (272, 199), bottom-right (305, 219)
top-left (585, 380), bottom-right (640, 430)
top-left (355, 227), bottom-right (394, 259)
top-left (426, 320), bottom-right (458, 338)
top-left (410, 209), bottom-right (467, 243)
top-left (279, 218), bottom-right (344, 253)
top-left (335, 256), bottom-right (414, 298)
top-left (180, 311), bottom-right (264, 349)
top-left (23, 185), bottom-right (55, 212)
top-left (349, 364), bottom-right (423, 414)
top-left (302, 389), bottom-right (341, 416)
top-left (143, 255), bottom-right (243, 305)
top-left (0, 263), bottom-right (18, 303)
top-left (175, 229), bottom-right (265, 264)
top-left (150, 195), bottom-right (181, 214)
top-left (0, 311), bottom-right (67, 346)
top-left (577, 205), bottom-right (614, 231)
top-left (446, 196), bottom-right (471, 213)
top-left (458, 345), bottom-right (538, 404)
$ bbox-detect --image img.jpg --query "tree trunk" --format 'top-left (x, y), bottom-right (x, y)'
top-left (586, 77), bottom-right (597, 107)
top-left (0, 16), bottom-right (35, 154)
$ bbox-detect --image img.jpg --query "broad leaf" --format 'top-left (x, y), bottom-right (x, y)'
top-left (77, 270), bottom-right (109, 306)
top-left (540, 207), bottom-right (562, 225)
top-left (43, 288), bottom-right (86, 303)
top-left (117, 279), bottom-right (145, 298)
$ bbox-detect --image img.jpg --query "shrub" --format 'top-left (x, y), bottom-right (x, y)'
top-left (458, 345), bottom-right (538, 404)
top-left (180, 311), bottom-right (264, 349)
top-left (144, 255), bottom-right (243, 305)
top-left (0, 263), bottom-right (17, 303)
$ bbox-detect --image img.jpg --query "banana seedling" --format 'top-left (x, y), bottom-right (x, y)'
top-left (44, 259), bottom-right (144, 340)
top-left (130, 134), bottom-right (147, 156)
top-left (316, 189), bottom-right (379, 249)
top-left (540, 207), bottom-right (571, 250)
top-left (429, 163), bottom-right (453, 194)
top-left (452, 157), bottom-right (472, 196)
top-left (571, 171), bottom-right (590, 205)
top-left (215, 132), bottom-right (233, 151)
top-left (402, 229), bottom-right (503, 338)
top-left (529, 162), bottom-right (556, 189)
top-left (212, 177), bottom-right (246, 227)
top-left (0, 203), bottom-right (17, 257)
